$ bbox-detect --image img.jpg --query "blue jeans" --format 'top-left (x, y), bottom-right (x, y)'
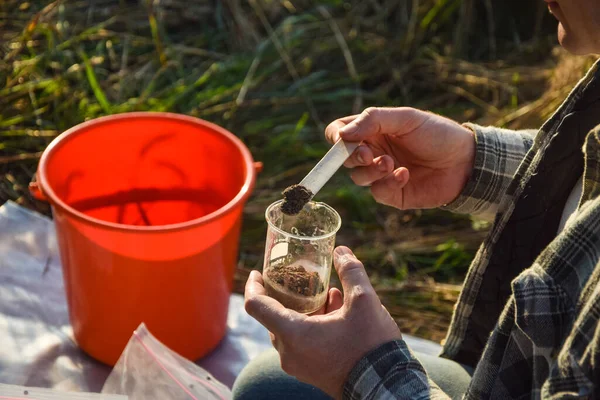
top-left (232, 348), bottom-right (473, 399)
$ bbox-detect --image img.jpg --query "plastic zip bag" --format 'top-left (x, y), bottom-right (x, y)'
top-left (102, 323), bottom-right (232, 400)
top-left (0, 383), bottom-right (127, 399)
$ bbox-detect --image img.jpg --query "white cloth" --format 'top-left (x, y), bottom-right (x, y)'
top-left (0, 201), bottom-right (441, 393)
top-left (0, 201), bottom-right (272, 391)
top-left (557, 176), bottom-right (584, 233)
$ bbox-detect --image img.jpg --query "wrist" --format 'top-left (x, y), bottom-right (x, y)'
top-left (443, 124), bottom-right (476, 207)
top-left (461, 124), bottom-right (477, 188)
top-left (343, 340), bottom-right (422, 400)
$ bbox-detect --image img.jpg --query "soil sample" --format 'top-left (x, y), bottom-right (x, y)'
top-left (281, 184), bottom-right (313, 216)
top-left (263, 261), bottom-right (326, 313)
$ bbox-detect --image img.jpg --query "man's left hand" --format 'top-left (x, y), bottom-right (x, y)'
top-left (244, 246), bottom-right (402, 399)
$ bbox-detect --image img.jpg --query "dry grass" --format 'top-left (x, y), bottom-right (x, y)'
top-left (490, 49), bottom-right (598, 128)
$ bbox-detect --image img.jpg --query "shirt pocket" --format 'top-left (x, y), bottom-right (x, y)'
top-left (511, 265), bottom-right (575, 352)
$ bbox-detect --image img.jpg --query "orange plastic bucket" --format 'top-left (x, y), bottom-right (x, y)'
top-left (30, 112), bottom-right (260, 366)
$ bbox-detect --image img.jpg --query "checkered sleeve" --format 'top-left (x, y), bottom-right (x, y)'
top-left (441, 124), bottom-right (536, 221)
top-left (343, 340), bottom-right (451, 400)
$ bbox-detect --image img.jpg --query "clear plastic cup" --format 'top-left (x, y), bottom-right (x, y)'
top-left (262, 200), bottom-right (342, 314)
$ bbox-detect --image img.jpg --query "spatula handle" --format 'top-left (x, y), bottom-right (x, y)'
top-left (299, 139), bottom-right (360, 197)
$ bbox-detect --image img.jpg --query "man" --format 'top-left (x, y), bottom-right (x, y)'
top-left (234, 0), bottom-right (600, 398)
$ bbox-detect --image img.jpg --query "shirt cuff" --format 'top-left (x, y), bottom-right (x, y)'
top-left (343, 340), bottom-right (429, 400)
top-left (441, 123), bottom-right (534, 221)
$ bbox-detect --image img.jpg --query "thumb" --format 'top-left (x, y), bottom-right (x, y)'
top-left (333, 246), bottom-right (377, 306)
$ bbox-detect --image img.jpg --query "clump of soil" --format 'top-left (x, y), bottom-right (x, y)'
top-left (268, 264), bottom-right (324, 295)
top-left (264, 263), bottom-right (326, 313)
top-left (281, 184), bottom-right (313, 216)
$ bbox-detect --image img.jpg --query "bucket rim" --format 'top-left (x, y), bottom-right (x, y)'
top-left (37, 112), bottom-right (257, 233)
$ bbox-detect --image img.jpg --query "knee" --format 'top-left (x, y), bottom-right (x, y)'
top-left (233, 349), bottom-right (286, 400)
top-left (232, 349), bottom-right (331, 400)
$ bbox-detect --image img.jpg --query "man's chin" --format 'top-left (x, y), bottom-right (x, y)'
top-left (557, 24), bottom-right (585, 55)
top-left (557, 22), bottom-right (600, 55)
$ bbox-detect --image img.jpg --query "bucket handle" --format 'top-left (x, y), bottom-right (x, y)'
top-left (29, 162), bottom-right (263, 203)
top-left (29, 174), bottom-right (48, 202)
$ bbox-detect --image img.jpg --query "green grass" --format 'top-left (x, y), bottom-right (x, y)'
top-left (1, 0), bottom-right (565, 340)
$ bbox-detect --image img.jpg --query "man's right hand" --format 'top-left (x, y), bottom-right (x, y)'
top-left (325, 107), bottom-right (476, 210)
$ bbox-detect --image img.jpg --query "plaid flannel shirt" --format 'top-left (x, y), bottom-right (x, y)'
top-left (344, 59), bottom-right (600, 399)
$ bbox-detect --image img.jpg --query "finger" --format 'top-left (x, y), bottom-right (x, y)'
top-left (308, 302), bottom-right (327, 316)
top-left (308, 286), bottom-right (343, 315)
top-left (245, 270), bottom-right (267, 295)
top-left (269, 331), bottom-right (278, 348)
top-left (339, 107), bottom-right (427, 142)
top-left (325, 114), bottom-right (359, 144)
top-left (350, 155), bottom-right (394, 186)
top-left (326, 287), bottom-right (344, 313)
top-left (370, 167), bottom-right (409, 209)
top-left (333, 247), bottom-right (377, 305)
top-left (343, 144), bottom-right (374, 168)
top-left (270, 332), bottom-right (284, 352)
top-left (244, 271), bottom-right (301, 335)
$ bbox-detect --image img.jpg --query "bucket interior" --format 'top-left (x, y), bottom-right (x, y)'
top-left (43, 115), bottom-right (249, 227)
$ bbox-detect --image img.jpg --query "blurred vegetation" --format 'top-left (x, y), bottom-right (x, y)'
top-left (1, 0), bottom-right (597, 341)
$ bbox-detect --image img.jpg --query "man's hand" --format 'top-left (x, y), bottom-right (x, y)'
top-left (325, 107), bottom-right (476, 210)
top-left (244, 246), bottom-right (401, 399)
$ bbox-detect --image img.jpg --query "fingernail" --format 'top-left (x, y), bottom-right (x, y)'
top-left (249, 270), bottom-right (261, 280)
top-left (334, 246), bottom-right (353, 257)
top-left (394, 170), bottom-right (404, 182)
top-left (378, 160), bottom-right (388, 172)
top-left (357, 151), bottom-right (365, 165)
top-left (340, 123), bottom-right (358, 136)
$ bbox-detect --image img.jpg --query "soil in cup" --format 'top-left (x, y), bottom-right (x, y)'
top-left (263, 259), bottom-right (326, 313)
top-left (281, 184), bottom-right (313, 216)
